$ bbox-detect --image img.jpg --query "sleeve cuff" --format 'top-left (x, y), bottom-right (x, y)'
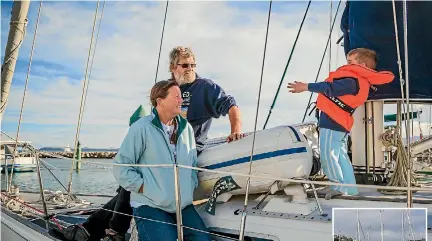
top-left (307, 83), bottom-right (321, 93)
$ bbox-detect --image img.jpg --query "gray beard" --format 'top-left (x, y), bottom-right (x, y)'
top-left (175, 74), bottom-right (196, 85)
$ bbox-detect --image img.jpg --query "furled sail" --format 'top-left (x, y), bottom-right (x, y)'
top-left (341, 1), bottom-right (432, 101)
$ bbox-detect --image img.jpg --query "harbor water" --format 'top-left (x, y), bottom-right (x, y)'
top-left (1, 158), bottom-right (118, 196)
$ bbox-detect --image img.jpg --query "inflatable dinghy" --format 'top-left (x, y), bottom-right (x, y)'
top-left (194, 125), bottom-right (314, 202)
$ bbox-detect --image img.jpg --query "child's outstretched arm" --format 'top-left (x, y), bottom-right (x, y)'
top-left (288, 78), bottom-right (359, 97)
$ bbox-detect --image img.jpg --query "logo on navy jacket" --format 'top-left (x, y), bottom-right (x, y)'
top-left (181, 91), bottom-right (192, 118)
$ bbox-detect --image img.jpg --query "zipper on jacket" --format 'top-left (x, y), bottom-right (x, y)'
top-left (151, 122), bottom-right (177, 164)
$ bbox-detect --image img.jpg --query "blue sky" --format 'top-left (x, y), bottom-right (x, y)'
top-left (333, 208), bottom-right (427, 241)
top-left (1, 1), bottom-right (431, 148)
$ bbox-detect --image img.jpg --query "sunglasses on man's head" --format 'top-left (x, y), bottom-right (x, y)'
top-left (177, 63), bottom-right (196, 68)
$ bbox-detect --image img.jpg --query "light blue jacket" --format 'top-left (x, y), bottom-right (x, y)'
top-left (112, 109), bottom-right (198, 213)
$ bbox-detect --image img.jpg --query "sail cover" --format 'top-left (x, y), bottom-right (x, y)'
top-left (341, 1), bottom-right (432, 101)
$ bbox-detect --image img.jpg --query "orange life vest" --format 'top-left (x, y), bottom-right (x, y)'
top-left (316, 64), bottom-right (395, 131)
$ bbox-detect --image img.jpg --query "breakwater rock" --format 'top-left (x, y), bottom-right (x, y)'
top-left (39, 151), bottom-right (116, 159)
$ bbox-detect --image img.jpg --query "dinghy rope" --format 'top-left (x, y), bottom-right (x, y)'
top-left (8, 0), bottom-right (43, 193)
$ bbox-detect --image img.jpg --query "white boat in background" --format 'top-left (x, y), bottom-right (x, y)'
top-left (64, 144), bottom-right (72, 153)
top-left (0, 140), bottom-right (37, 173)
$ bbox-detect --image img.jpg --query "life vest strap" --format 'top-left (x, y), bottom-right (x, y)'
top-left (306, 102), bottom-right (321, 122)
top-left (322, 95), bottom-right (356, 115)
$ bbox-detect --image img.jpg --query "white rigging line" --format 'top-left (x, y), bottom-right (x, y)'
top-left (3, 127), bottom-right (432, 194)
top-left (8, 0), bottom-right (43, 192)
top-left (98, 208), bottom-right (241, 241)
top-left (429, 105), bottom-right (431, 137)
top-left (391, 0), bottom-right (408, 138)
top-left (329, 0), bottom-right (332, 72)
top-left (357, 210), bottom-right (360, 241)
top-left (406, 209), bottom-right (415, 240)
top-left (1, 190), bottom-right (240, 241)
top-left (28, 153), bottom-right (432, 191)
top-left (2, 128), bottom-right (432, 241)
top-left (66, 0), bottom-right (103, 196)
top-left (358, 217), bottom-right (367, 241)
top-left (402, 211), bottom-right (405, 241)
top-left (366, 227), bottom-right (370, 241)
top-left (402, 0), bottom-right (413, 208)
top-left (381, 0), bottom-right (417, 200)
top-left (238, 1), bottom-right (272, 240)
top-left (82, 0), bottom-right (106, 124)
top-left (380, 210), bottom-right (384, 241)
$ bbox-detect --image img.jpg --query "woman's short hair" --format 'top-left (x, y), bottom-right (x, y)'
top-left (150, 80), bottom-right (179, 107)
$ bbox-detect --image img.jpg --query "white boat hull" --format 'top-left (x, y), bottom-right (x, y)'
top-left (1, 207), bottom-right (60, 241)
top-left (1, 191), bottom-right (431, 241)
top-left (195, 126), bottom-right (313, 201)
top-left (1, 164), bottom-right (37, 173)
top-left (1, 141), bottom-right (37, 173)
top-left (196, 193), bottom-right (432, 241)
top-left (0, 157), bottom-right (36, 172)
top-left (196, 195), bottom-right (331, 241)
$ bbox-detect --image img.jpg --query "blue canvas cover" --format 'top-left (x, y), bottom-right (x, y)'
top-left (341, 1), bottom-right (432, 102)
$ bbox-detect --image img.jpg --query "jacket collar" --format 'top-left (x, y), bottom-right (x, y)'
top-left (338, 64), bottom-right (395, 85)
top-left (151, 108), bottom-right (187, 142)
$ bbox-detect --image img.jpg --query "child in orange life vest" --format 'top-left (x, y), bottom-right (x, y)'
top-left (287, 48), bottom-right (394, 199)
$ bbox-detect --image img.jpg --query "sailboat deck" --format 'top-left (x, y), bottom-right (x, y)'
top-left (1, 187), bottom-right (431, 241)
top-left (3, 188), bottom-right (431, 227)
top-left (308, 187), bottom-right (432, 204)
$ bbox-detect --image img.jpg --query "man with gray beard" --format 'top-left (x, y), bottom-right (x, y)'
top-left (63, 46), bottom-right (244, 241)
top-left (169, 46), bottom-right (244, 153)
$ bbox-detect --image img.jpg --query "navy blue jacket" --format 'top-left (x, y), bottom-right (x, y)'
top-left (308, 78), bottom-right (359, 132)
top-left (180, 74), bottom-right (237, 151)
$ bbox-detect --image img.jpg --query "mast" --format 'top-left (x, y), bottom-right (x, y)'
top-left (0, 1), bottom-right (30, 121)
top-left (380, 210), bottom-right (384, 241)
top-left (367, 227), bottom-right (370, 241)
top-left (402, 211), bottom-right (405, 241)
top-left (357, 210), bottom-right (360, 241)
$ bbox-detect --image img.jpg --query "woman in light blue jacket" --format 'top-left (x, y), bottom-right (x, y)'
top-left (112, 80), bottom-right (212, 241)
